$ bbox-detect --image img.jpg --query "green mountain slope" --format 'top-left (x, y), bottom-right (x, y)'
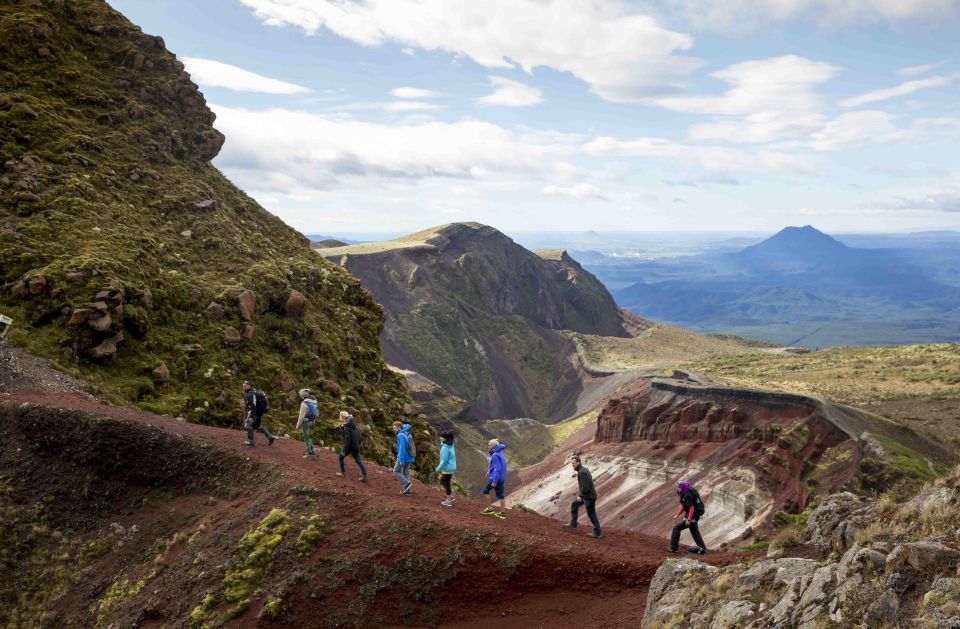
top-left (0, 0), bottom-right (429, 467)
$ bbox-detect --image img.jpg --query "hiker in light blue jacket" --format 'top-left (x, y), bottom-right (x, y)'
top-left (393, 421), bottom-right (415, 495)
top-left (435, 431), bottom-right (457, 507)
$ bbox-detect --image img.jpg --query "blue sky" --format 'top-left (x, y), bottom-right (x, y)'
top-left (108, 0), bottom-right (960, 234)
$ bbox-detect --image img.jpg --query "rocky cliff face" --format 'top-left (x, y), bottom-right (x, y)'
top-left (512, 374), bottom-right (946, 546)
top-left (0, 0), bottom-right (427, 467)
top-left (319, 222), bottom-right (636, 420)
top-left (643, 469), bottom-right (960, 628)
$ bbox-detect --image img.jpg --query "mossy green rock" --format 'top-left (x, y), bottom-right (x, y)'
top-left (0, 0), bottom-right (429, 467)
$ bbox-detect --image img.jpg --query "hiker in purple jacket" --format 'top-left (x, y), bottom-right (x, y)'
top-left (480, 439), bottom-right (508, 520)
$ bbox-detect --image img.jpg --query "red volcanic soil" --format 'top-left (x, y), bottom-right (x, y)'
top-left (2, 389), bottom-right (755, 628)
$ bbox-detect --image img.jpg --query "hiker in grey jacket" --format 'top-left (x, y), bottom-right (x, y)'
top-left (337, 411), bottom-right (368, 481)
top-left (563, 455), bottom-right (601, 538)
top-left (295, 389), bottom-right (318, 460)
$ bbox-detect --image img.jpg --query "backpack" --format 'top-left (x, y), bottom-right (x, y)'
top-left (304, 399), bottom-right (318, 420)
top-left (405, 432), bottom-right (416, 458)
top-left (254, 389), bottom-right (269, 415)
top-left (690, 487), bottom-right (706, 517)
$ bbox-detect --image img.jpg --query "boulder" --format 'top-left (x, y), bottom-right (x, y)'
top-left (88, 313), bottom-right (112, 332)
top-left (864, 588), bottom-right (899, 626)
top-left (322, 380), bottom-right (342, 398)
top-left (65, 272), bottom-right (83, 284)
top-left (223, 326), bottom-right (241, 344)
top-left (643, 558), bottom-right (719, 626)
top-left (243, 324), bottom-right (255, 339)
top-left (238, 290), bottom-right (255, 321)
top-left (284, 290), bottom-right (307, 318)
top-left (886, 541), bottom-right (960, 575)
top-left (91, 332), bottom-right (124, 359)
top-left (10, 281), bottom-right (28, 298)
top-left (739, 558), bottom-right (818, 590)
top-left (27, 275), bottom-right (47, 295)
top-left (797, 564), bottom-right (836, 610)
top-left (12, 102), bottom-right (39, 120)
top-left (152, 363), bottom-right (171, 384)
top-left (142, 288), bottom-right (153, 309)
top-left (68, 308), bottom-right (92, 326)
top-left (206, 301), bottom-right (225, 320)
top-left (710, 600), bottom-right (754, 629)
top-left (193, 199), bottom-right (217, 211)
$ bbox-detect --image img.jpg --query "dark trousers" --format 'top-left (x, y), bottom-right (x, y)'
top-left (440, 473), bottom-right (452, 496)
top-left (671, 517), bottom-right (706, 550)
top-left (246, 414), bottom-right (273, 443)
top-left (571, 498), bottom-right (601, 535)
top-left (339, 450), bottom-right (368, 476)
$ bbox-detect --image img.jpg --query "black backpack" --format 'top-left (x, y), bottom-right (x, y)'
top-left (690, 487), bottom-right (706, 517)
top-left (254, 389), bottom-right (270, 415)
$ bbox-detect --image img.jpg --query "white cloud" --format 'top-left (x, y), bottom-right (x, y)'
top-left (210, 105), bottom-right (576, 191)
top-left (238, 0), bottom-right (701, 101)
top-left (660, 0), bottom-right (958, 31)
top-left (811, 110), bottom-right (903, 151)
top-left (400, 47), bottom-right (416, 56)
top-left (383, 101), bottom-right (441, 112)
top-left (478, 76), bottom-right (544, 107)
top-left (839, 74), bottom-right (955, 107)
top-left (181, 57), bottom-right (311, 95)
top-left (653, 55), bottom-right (838, 115)
top-left (391, 87), bottom-right (442, 98)
top-left (583, 135), bottom-right (818, 175)
top-left (542, 182), bottom-right (608, 200)
top-left (898, 63), bottom-right (939, 76)
top-left (651, 55), bottom-right (837, 144)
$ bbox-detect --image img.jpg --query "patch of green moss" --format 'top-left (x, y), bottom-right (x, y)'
top-left (222, 508), bottom-right (290, 602)
top-left (296, 514), bottom-right (331, 558)
top-left (189, 592), bottom-right (217, 627)
top-left (92, 576), bottom-right (146, 628)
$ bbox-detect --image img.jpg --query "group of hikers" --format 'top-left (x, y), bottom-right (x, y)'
top-left (241, 381), bottom-right (708, 554)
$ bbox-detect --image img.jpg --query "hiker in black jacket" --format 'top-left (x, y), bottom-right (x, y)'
top-left (242, 381), bottom-right (275, 447)
top-left (668, 480), bottom-right (708, 555)
top-left (563, 455), bottom-right (601, 538)
top-left (336, 411), bottom-right (368, 481)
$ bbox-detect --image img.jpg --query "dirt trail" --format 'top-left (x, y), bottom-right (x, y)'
top-left (5, 388), bottom-right (754, 627)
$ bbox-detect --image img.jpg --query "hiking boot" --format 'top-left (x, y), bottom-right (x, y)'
top-left (303, 454), bottom-right (315, 460)
top-left (563, 523), bottom-right (577, 529)
top-left (590, 532), bottom-right (602, 538)
top-left (268, 436), bottom-right (276, 446)
top-left (244, 441), bottom-right (255, 447)
top-left (401, 482), bottom-right (413, 495)
top-left (359, 476), bottom-right (368, 482)
top-left (666, 546), bottom-right (679, 553)
top-left (481, 507), bottom-right (496, 516)
top-left (441, 499), bottom-right (453, 507)
top-left (493, 511), bottom-right (507, 520)
top-left (688, 546), bottom-right (708, 555)
top-left (335, 472), bottom-right (344, 477)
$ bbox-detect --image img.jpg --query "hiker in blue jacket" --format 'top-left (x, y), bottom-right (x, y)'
top-left (393, 421), bottom-right (415, 495)
top-left (481, 439), bottom-right (508, 520)
top-left (435, 430), bottom-right (457, 507)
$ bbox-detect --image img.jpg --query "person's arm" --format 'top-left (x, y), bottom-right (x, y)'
top-left (674, 506), bottom-right (684, 519)
top-left (492, 455), bottom-right (503, 486)
top-left (296, 402), bottom-right (306, 428)
top-left (687, 505), bottom-right (695, 520)
top-left (435, 446), bottom-right (446, 474)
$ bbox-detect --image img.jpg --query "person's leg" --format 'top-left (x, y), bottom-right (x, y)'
top-left (303, 423), bottom-right (314, 455)
top-left (399, 463), bottom-right (411, 490)
top-left (496, 483), bottom-right (506, 512)
top-left (393, 460), bottom-right (405, 483)
top-left (338, 452), bottom-right (347, 473)
top-left (441, 474), bottom-right (452, 496)
top-left (258, 425), bottom-right (274, 440)
top-left (246, 426), bottom-right (255, 443)
top-left (670, 520), bottom-right (687, 550)
top-left (481, 483), bottom-right (494, 511)
top-left (569, 499), bottom-right (581, 526)
top-left (586, 498), bottom-right (601, 535)
top-left (353, 452), bottom-right (368, 477)
top-left (690, 520), bottom-right (707, 550)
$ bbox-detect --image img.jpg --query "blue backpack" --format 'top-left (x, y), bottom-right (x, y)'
top-left (304, 400), bottom-right (318, 420)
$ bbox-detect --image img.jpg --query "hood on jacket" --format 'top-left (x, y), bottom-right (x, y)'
top-left (490, 443), bottom-right (507, 455)
top-left (677, 481), bottom-right (690, 495)
top-left (400, 423), bottom-right (411, 433)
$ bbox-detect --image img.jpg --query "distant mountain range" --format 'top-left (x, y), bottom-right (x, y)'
top-left (607, 226), bottom-right (960, 347)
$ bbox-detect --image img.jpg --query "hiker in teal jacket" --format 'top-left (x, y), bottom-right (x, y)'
top-left (435, 431), bottom-right (457, 507)
top-left (393, 421), bottom-right (415, 495)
